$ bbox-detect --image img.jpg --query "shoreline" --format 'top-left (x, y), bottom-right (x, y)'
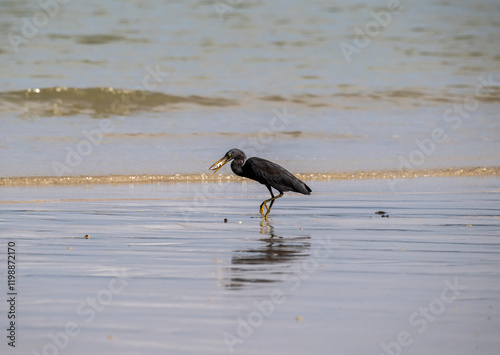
top-left (1, 166), bottom-right (498, 187)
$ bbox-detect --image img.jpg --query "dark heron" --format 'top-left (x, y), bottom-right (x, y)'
top-left (209, 149), bottom-right (311, 218)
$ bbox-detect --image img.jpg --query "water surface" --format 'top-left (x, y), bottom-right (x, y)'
top-left (1, 178), bottom-right (499, 354)
top-left (1, 0), bottom-right (499, 178)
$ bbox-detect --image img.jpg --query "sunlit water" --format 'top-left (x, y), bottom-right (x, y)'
top-left (1, 0), bottom-right (499, 179)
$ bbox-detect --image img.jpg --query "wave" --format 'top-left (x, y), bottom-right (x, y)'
top-left (0, 87), bottom-right (237, 117)
top-left (1, 167), bottom-right (498, 187)
top-left (1, 85), bottom-right (499, 117)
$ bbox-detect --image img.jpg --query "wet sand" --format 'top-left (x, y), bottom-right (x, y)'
top-left (1, 176), bottom-right (499, 355)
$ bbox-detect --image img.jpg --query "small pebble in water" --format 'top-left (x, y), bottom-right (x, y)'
top-left (84, 234), bottom-right (90, 239)
top-left (224, 218), bottom-right (228, 223)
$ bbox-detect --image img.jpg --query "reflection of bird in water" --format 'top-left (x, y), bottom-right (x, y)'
top-left (209, 148), bottom-right (311, 218)
top-left (224, 220), bottom-right (311, 290)
top-left (259, 219), bottom-right (277, 238)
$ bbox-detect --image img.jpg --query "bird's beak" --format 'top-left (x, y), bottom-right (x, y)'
top-left (208, 155), bottom-right (231, 174)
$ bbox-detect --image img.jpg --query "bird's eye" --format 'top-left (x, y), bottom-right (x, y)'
top-left (228, 153), bottom-right (231, 157)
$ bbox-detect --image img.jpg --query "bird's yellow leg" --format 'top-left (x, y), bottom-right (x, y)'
top-left (260, 186), bottom-right (275, 216)
top-left (259, 201), bottom-right (267, 215)
top-left (263, 192), bottom-right (284, 218)
top-left (259, 198), bottom-right (273, 215)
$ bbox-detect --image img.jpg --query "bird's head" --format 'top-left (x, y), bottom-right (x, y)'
top-left (208, 149), bottom-right (246, 174)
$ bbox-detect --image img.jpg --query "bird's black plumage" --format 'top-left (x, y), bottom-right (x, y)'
top-left (240, 157), bottom-right (311, 194)
top-left (209, 148), bottom-right (311, 218)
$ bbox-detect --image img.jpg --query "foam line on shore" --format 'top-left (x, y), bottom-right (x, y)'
top-left (0, 166), bottom-right (498, 187)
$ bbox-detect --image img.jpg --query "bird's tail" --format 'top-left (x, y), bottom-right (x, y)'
top-left (291, 179), bottom-right (311, 195)
top-left (302, 182), bottom-right (312, 195)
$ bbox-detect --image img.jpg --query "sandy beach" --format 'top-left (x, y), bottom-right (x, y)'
top-left (2, 176), bottom-right (499, 355)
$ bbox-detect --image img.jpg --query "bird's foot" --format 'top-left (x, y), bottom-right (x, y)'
top-left (259, 202), bottom-right (269, 215)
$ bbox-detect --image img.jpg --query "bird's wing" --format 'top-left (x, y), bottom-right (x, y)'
top-left (245, 157), bottom-right (309, 194)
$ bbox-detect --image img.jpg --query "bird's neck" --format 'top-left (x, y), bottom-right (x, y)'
top-left (231, 158), bottom-right (245, 177)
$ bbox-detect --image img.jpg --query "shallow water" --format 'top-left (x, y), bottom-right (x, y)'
top-left (1, 177), bottom-right (499, 354)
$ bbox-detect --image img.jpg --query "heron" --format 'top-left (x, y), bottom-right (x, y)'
top-left (208, 149), bottom-right (311, 218)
